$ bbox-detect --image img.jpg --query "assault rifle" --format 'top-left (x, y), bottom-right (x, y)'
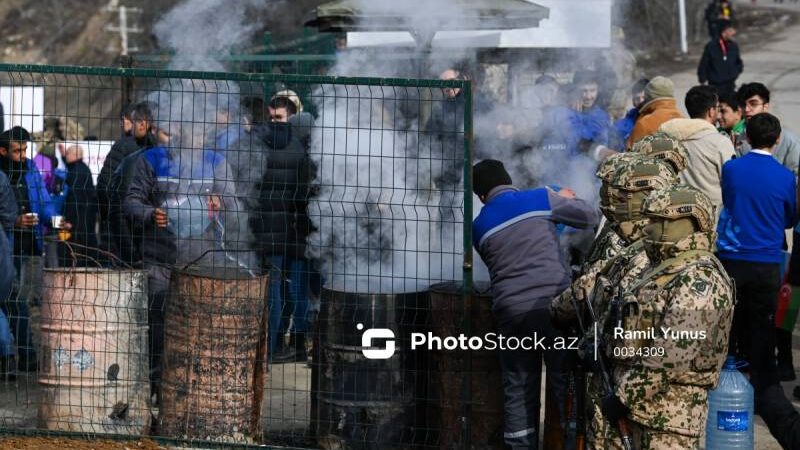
top-left (569, 280), bottom-right (635, 450)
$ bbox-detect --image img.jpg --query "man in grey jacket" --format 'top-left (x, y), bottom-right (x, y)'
top-left (472, 159), bottom-right (599, 449)
top-left (738, 82), bottom-right (800, 175)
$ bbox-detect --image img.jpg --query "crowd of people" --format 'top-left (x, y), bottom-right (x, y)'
top-left (473, 66), bottom-right (800, 448)
top-left (1, 6), bottom-right (800, 446)
top-left (0, 90), bottom-right (319, 386)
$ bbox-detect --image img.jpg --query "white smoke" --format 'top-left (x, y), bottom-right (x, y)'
top-left (153, 0), bottom-right (276, 71)
top-left (307, 83), bottom-right (462, 293)
top-left (149, 1), bottom-right (279, 273)
top-left (305, 0), bottom-right (638, 292)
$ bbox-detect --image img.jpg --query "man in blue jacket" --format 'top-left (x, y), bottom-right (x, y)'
top-left (717, 113), bottom-right (798, 389)
top-left (472, 159), bottom-right (599, 449)
top-left (568, 70), bottom-right (611, 155)
top-left (0, 126), bottom-right (58, 372)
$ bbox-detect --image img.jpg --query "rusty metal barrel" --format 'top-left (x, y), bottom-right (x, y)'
top-left (38, 268), bottom-right (150, 434)
top-left (311, 288), bottom-right (428, 450)
top-left (158, 267), bottom-right (269, 443)
top-left (425, 281), bottom-right (504, 450)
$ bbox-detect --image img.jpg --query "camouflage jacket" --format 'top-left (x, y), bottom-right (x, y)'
top-left (586, 222), bottom-right (625, 265)
top-left (610, 233), bottom-right (734, 436)
top-left (550, 223), bottom-right (625, 325)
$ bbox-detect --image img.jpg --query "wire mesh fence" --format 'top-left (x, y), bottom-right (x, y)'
top-left (0, 64), bottom-right (487, 449)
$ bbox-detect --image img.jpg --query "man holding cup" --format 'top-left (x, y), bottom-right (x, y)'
top-left (0, 126), bottom-right (63, 373)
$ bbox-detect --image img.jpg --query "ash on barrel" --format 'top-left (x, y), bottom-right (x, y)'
top-left (158, 267), bottom-right (268, 444)
top-left (311, 288), bottom-right (429, 450)
top-left (38, 268), bottom-right (150, 435)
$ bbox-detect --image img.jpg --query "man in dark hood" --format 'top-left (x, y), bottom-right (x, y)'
top-left (254, 96), bottom-right (314, 363)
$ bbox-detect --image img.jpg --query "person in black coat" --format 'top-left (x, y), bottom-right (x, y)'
top-left (97, 102), bottom-right (156, 257)
top-left (254, 96), bottom-right (313, 362)
top-left (0, 169), bottom-right (16, 379)
top-left (58, 145), bottom-right (98, 267)
top-left (698, 21), bottom-right (743, 96)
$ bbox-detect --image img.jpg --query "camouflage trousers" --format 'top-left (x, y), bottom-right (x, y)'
top-left (586, 375), bottom-right (700, 450)
top-left (589, 414), bottom-right (700, 449)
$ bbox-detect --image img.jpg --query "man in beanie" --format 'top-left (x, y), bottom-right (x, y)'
top-left (472, 159), bottom-right (598, 449)
top-left (627, 76), bottom-right (684, 148)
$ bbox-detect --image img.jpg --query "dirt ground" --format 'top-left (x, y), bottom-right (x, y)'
top-left (0, 437), bottom-right (167, 450)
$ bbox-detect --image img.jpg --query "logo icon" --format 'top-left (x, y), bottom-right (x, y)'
top-left (358, 323), bottom-right (396, 360)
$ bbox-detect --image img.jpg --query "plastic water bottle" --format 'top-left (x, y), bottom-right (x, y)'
top-left (706, 356), bottom-right (754, 449)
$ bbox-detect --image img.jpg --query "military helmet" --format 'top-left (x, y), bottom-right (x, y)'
top-left (630, 132), bottom-right (689, 173)
top-left (641, 185), bottom-right (715, 232)
top-left (596, 152), bottom-right (646, 183)
top-left (608, 157), bottom-right (679, 192)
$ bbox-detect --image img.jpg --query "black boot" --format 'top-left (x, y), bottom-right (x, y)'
top-left (272, 332), bottom-right (308, 363)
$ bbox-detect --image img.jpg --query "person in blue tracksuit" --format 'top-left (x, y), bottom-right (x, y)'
top-left (472, 159), bottom-right (599, 449)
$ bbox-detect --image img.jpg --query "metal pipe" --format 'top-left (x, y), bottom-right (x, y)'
top-left (678, 0), bottom-right (688, 54)
top-left (461, 78), bottom-right (475, 450)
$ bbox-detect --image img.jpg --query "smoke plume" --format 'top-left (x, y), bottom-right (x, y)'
top-left (307, 0), bottom-right (634, 291)
top-left (148, 0), bottom-right (279, 273)
top-left (153, 0), bottom-right (275, 71)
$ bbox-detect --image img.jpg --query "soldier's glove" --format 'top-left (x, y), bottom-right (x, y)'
top-left (601, 394), bottom-right (630, 423)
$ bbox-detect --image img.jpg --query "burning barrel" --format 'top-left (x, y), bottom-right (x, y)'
top-left (311, 288), bottom-right (428, 450)
top-left (158, 268), bottom-right (269, 443)
top-left (425, 281), bottom-right (504, 450)
top-left (38, 268), bottom-right (150, 434)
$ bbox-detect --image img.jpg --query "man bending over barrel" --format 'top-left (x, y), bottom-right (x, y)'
top-left (472, 160), bottom-right (599, 449)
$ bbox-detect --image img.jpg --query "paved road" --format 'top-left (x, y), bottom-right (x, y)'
top-left (672, 1), bottom-right (800, 126)
top-left (670, 2), bottom-right (800, 448)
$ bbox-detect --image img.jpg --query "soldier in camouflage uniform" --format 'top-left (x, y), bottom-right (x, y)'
top-left (629, 131), bottom-right (689, 176)
top-left (551, 152), bottom-right (644, 326)
top-left (580, 158), bottom-right (680, 449)
top-left (598, 186), bottom-right (735, 450)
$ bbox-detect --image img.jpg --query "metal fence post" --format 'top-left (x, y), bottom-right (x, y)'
top-left (461, 78), bottom-right (474, 450)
